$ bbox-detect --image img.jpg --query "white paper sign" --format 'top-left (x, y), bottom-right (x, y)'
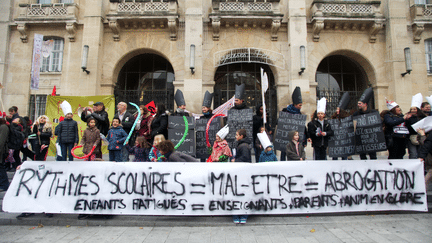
top-left (2, 160), bottom-right (427, 215)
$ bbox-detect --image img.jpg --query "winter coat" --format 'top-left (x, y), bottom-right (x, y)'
top-left (259, 148), bottom-right (278, 162)
top-left (55, 118), bottom-right (79, 144)
top-left (8, 123), bottom-right (25, 150)
top-left (150, 114), bottom-right (168, 139)
top-left (163, 151), bottom-right (198, 162)
top-left (32, 123), bottom-right (52, 145)
top-left (126, 145), bottom-right (150, 162)
top-left (286, 131), bottom-right (306, 161)
top-left (81, 109), bottom-right (110, 136)
top-left (81, 126), bottom-right (101, 155)
top-left (106, 126), bottom-right (128, 151)
top-left (115, 111), bottom-right (135, 134)
top-left (383, 112), bottom-right (409, 139)
top-left (234, 138), bottom-right (251, 162)
top-left (210, 140), bottom-right (232, 162)
top-left (308, 119), bottom-right (334, 148)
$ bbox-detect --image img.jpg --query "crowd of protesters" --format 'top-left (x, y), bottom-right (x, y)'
top-left (2, 85), bottom-right (432, 223)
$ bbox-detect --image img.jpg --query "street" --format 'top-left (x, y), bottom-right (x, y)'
top-left (1, 213), bottom-right (431, 242)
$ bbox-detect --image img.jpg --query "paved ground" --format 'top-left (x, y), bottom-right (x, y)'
top-left (1, 213), bottom-right (431, 242)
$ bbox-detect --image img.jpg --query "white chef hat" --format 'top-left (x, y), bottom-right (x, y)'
top-left (411, 93), bottom-right (423, 109)
top-left (317, 97), bottom-right (326, 113)
top-left (216, 125), bottom-right (229, 140)
top-left (60, 100), bottom-right (73, 116)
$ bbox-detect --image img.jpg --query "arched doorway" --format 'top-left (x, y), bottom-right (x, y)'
top-left (114, 53), bottom-right (175, 111)
top-left (213, 63), bottom-right (277, 128)
top-left (316, 55), bottom-right (372, 114)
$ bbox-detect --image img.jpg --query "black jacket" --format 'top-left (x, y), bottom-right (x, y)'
top-left (307, 119), bottom-right (334, 148)
top-left (115, 111), bottom-right (135, 134)
top-left (235, 138), bottom-right (251, 162)
top-left (32, 123), bottom-right (52, 145)
top-left (55, 118), bottom-right (79, 144)
top-left (150, 114), bottom-right (168, 139)
top-left (81, 110), bottom-right (110, 136)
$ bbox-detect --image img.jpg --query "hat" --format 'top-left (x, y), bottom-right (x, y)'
top-left (338, 92), bottom-right (350, 110)
top-left (60, 100), bottom-right (73, 116)
top-left (386, 97), bottom-right (398, 110)
top-left (359, 87), bottom-right (373, 104)
top-left (216, 125), bottom-right (229, 140)
top-left (317, 97), bottom-right (327, 113)
top-left (257, 133), bottom-right (272, 149)
top-left (94, 101), bottom-right (104, 106)
top-left (174, 89), bottom-right (186, 107)
top-left (235, 83), bottom-right (246, 100)
top-left (411, 93), bottom-right (423, 109)
top-left (292, 86), bottom-right (302, 104)
top-left (427, 95), bottom-right (432, 106)
top-left (202, 91), bottom-right (214, 108)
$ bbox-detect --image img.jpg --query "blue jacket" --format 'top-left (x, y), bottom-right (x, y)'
top-left (107, 126), bottom-right (128, 150)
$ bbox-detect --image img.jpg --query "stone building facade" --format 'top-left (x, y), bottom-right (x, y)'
top-left (1, 0), bottom-right (432, 125)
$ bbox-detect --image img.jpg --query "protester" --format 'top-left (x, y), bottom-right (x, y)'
top-left (80, 118), bottom-right (101, 161)
top-left (149, 134), bottom-right (165, 162)
top-left (353, 87), bottom-right (377, 160)
top-left (0, 118), bottom-right (10, 192)
top-left (55, 101), bottom-right (79, 161)
top-left (150, 103), bottom-right (168, 142)
top-left (286, 130), bottom-right (306, 161)
top-left (136, 105), bottom-right (152, 142)
top-left (331, 92), bottom-right (350, 160)
top-left (126, 136), bottom-right (151, 162)
top-left (382, 98), bottom-right (411, 159)
top-left (173, 89), bottom-right (190, 116)
top-left (257, 132), bottom-right (277, 162)
top-left (80, 101), bottom-right (110, 137)
top-left (405, 93), bottom-right (426, 159)
top-left (201, 91), bottom-right (214, 119)
top-left (32, 115), bottom-right (53, 161)
top-left (107, 117), bottom-right (128, 162)
top-left (115, 102), bottom-right (135, 161)
top-left (308, 98), bottom-right (333, 160)
top-left (156, 140), bottom-right (198, 162)
top-left (280, 86), bottom-right (307, 161)
top-left (208, 125), bottom-right (232, 162)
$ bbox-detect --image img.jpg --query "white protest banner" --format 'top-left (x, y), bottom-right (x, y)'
top-left (3, 160), bottom-right (427, 215)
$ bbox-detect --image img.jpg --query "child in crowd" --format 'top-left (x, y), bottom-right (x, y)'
top-left (126, 136), bottom-right (151, 162)
top-left (55, 101), bottom-right (79, 161)
top-left (208, 125), bottom-right (232, 162)
top-left (80, 118), bottom-right (101, 161)
top-left (257, 132), bottom-right (277, 162)
top-left (286, 130), bottom-right (306, 161)
top-left (107, 117), bottom-right (128, 162)
top-left (149, 134), bottom-right (165, 162)
top-left (231, 128), bottom-right (251, 224)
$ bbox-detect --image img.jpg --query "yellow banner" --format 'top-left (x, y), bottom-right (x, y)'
top-left (45, 95), bottom-right (115, 157)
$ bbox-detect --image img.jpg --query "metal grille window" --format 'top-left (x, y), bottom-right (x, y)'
top-left (41, 38), bottom-right (64, 72)
top-left (425, 39), bottom-right (432, 74)
top-left (29, 95), bottom-right (47, 122)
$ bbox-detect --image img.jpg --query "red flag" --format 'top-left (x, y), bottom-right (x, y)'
top-left (51, 86), bottom-right (56, 96)
top-left (145, 101), bottom-right (156, 115)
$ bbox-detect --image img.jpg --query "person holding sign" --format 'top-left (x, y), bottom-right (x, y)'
top-left (279, 86), bottom-right (307, 161)
top-left (201, 91), bottom-right (214, 119)
top-left (382, 98), bottom-right (411, 159)
top-left (173, 89), bottom-right (190, 117)
top-left (208, 125), bottom-right (232, 162)
top-left (307, 98), bottom-right (333, 160)
top-left (353, 87), bottom-right (377, 160)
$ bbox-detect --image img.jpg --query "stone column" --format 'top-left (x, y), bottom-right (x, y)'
top-left (180, 0), bottom-right (203, 114)
top-left (286, 0), bottom-right (311, 114)
top-left (77, 0), bottom-right (105, 96)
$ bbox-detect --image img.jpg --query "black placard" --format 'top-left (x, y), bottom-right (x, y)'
top-left (274, 112), bottom-right (307, 152)
top-left (168, 116), bottom-right (196, 156)
top-left (353, 111), bottom-right (387, 154)
top-left (328, 116), bottom-right (356, 158)
top-left (195, 117), bottom-right (223, 162)
top-left (226, 109), bottom-right (253, 149)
